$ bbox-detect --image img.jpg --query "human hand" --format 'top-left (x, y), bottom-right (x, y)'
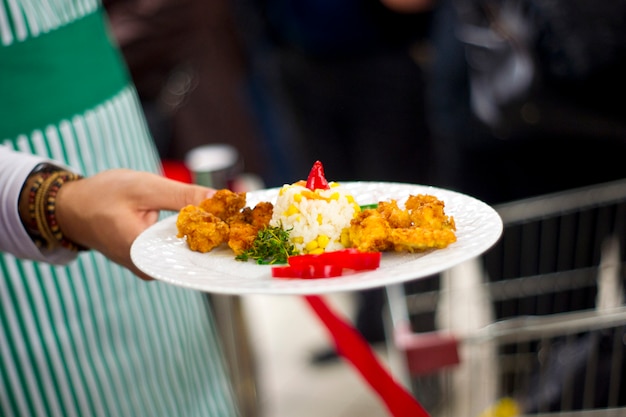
top-left (55, 169), bottom-right (214, 280)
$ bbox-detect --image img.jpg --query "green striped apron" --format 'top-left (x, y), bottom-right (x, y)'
top-left (0, 2), bottom-right (239, 416)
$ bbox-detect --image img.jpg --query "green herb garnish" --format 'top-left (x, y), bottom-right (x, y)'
top-left (359, 203), bottom-right (379, 210)
top-left (235, 226), bottom-right (299, 265)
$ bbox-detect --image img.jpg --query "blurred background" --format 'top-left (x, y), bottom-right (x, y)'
top-left (103, 0), bottom-right (626, 416)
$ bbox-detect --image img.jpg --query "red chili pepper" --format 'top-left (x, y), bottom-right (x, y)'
top-left (271, 249), bottom-right (381, 279)
top-left (305, 160), bottom-right (330, 190)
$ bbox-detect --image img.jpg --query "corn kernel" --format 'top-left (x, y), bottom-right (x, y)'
top-left (294, 193), bottom-right (302, 203)
top-left (284, 204), bottom-right (300, 216)
top-left (301, 190), bottom-right (311, 199)
top-left (346, 195), bottom-right (355, 203)
top-left (329, 192), bottom-right (339, 200)
top-left (340, 229), bottom-right (351, 247)
top-left (308, 248), bottom-right (324, 255)
top-left (305, 240), bottom-right (318, 252)
top-left (293, 236), bottom-right (304, 244)
top-left (317, 234), bottom-right (329, 248)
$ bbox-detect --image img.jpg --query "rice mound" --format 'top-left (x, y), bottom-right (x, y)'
top-left (270, 181), bottom-right (360, 254)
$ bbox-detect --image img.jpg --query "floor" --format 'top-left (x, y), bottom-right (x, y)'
top-left (242, 292), bottom-right (391, 417)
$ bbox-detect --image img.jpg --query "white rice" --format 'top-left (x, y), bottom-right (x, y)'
top-left (270, 182), bottom-right (360, 254)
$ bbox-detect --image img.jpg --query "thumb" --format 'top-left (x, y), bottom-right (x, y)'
top-left (139, 173), bottom-right (216, 211)
top-left (175, 183), bottom-right (217, 208)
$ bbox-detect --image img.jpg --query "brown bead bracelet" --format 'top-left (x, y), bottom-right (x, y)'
top-left (22, 164), bottom-right (86, 251)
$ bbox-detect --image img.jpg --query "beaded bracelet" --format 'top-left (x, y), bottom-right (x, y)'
top-left (23, 164), bottom-right (86, 251)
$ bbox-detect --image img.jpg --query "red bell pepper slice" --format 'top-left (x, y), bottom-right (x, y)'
top-left (271, 264), bottom-right (343, 279)
top-left (288, 249), bottom-right (381, 270)
top-left (305, 160), bottom-right (330, 190)
top-left (272, 249), bottom-right (381, 279)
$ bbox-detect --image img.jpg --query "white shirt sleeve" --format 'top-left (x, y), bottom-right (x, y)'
top-left (0, 146), bottom-right (79, 264)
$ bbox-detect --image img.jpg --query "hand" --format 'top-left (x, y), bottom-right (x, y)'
top-left (55, 169), bottom-right (214, 280)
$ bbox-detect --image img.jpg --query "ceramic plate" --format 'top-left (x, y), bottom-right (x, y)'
top-left (131, 182), bottom-right (502, 295)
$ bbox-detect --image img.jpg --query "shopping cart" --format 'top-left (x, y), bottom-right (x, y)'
top-left (384, 178), bottom-right (626, 417)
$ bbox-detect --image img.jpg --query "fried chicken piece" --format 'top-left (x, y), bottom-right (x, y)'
top-left (177, 190), bottom-right (274, 255)
top-left (348, 194), bottom-right (456, 253)
top-left (199, 189), bottom-right (247, 221)
top-left (405, 194), bottom-right (456, 230)
top-left (390, 227), bottom-right (457, 252)
top-left (226, 202), bottom-right (273, 255)
top-left (348, 210), bottom-right (393, 252)
top-left (249, 201), bottom-right (273, 229)
top-left (228, 206), bottom-right (253, 225)
top-left (176, 205), bottom-right (229, 252)
top-left (377, 200), bottom-right (411, 228)
top-left (227, 222), bottom-right (259, 255)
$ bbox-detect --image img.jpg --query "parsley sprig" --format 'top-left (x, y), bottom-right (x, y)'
top-left (235, 226), bottom-right (298, 265)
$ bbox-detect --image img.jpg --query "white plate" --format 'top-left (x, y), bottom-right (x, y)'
top-left (131, 182), bottom-right (502, 295)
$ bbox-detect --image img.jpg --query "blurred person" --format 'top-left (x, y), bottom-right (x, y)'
top-left (388, 0), bottom-right (626, 205)
top-left (0, 2), bottom-right (240, 416)
top-left (425, 0), bottom-right (626, 205)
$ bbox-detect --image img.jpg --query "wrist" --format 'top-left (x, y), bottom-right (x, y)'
top-left (18, 163), bottom-right (87, 251)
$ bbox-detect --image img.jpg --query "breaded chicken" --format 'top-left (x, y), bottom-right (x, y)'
top-left (228, 206), bottom-right (254, 225)
top-left (377, 200), bottom-right (411, 228)
top-left (249, 201), bottom-right (273, 229)
top-left (227, 202), bottom-right (273, 255)
top-left (390, 227), bottom-right (457, 252)
top-left (349, 210), bottom-right (393, 252)
top-left (199, 189), bottom-right (247, 221)
top-left (347, 194), bottom-right (456, 253)
top-left (227, 222), bottom-right (259, 255)
top-left (176, 205), bottom-right (229, 252)
top-left (177, 188), bottom-right (275, 255)
top-left (405, 194), bottom-right (456, 230)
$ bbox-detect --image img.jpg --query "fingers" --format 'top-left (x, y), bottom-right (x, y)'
top-left (79, 169), bottom-right (215, 212)
top-left (136, 172), bottom-right (216, 212)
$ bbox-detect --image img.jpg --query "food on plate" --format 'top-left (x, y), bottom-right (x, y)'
top-left (349, 194), bottom-right (456, 253)
top-left (235, 225), bottom-right (298, 264)
top-left (176, 206), bottom-right (230, 252)
top-left (269, 180), bottom-right (360, 255)
top-left (176, 189), bottom-right (273, 255)
top-left (199, 188), bottom-right (247, 220)
top-left (175, 160), bottom-right (457, 279)
top-left (271, 249), bottom-right (382, 279)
